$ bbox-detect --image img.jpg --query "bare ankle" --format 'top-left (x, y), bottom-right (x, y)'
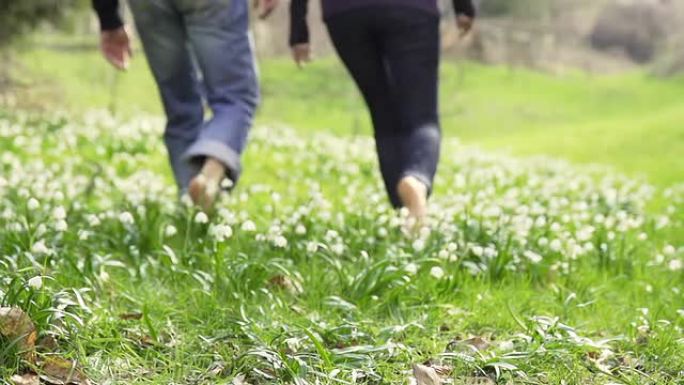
top-left (201, 157), bottom-right (225, 183)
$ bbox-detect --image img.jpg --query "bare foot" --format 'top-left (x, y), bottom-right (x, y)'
top-left (397, 176), bottom-right (428, 228)
top-left (188, 158), bottom-right (225, 212)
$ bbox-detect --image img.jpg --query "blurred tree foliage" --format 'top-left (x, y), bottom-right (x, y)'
top-left (0, 0), bottom-right (90, 46)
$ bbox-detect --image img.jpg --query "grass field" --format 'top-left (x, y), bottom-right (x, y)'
top-left (12, 46), bottom-right (684, 187)
top-left (0, 42), bottom-right (683, 384)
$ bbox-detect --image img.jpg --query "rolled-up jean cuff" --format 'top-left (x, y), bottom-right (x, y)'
top-left (401, 171), bottom-right (433, 197)
top-left (183, 139), bottom-right (242, 184)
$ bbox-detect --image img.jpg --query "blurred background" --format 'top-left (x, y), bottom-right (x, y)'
top-left (1, 0), bottom-right (683, 186)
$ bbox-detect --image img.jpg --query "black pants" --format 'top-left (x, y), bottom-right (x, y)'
top-left (326, 7), bottom-right (441, 208)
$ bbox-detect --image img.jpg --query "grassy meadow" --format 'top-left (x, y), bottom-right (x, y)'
top-left (0, 40), bottom-right (682, 384)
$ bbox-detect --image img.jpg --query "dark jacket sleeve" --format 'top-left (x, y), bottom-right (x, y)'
top-left (453, 0), bottom-right (476, 17)
top-left (289, 0), bottom-right (310, 46)
top-left (92, 0), bottom-right (124, 31)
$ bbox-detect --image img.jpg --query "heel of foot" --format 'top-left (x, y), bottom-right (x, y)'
top-left (397, 176), bottom-right (428, 221)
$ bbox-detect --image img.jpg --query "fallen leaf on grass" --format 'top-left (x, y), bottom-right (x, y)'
top-left (37, 335), bottom-right (59, 352)
top-left (233, 373), bottom-right (252, 385)
top-left (431, 365), bottom-right (453, 377)
top-left (38, 356), bottom-right (90, 385)
top-left (0, 307), bottom-right (37, 360)
top-left (119, 312), bottom-right (144, 321)
top-left (447, 336), bottom-right (491, 353)
top-left (10, 374), bottom-right (40, 385)
top-left (412, 364), bottom-right (442, 385)
top-left (462, 337), bottom-right (490, 351)
top-left (267, 275), bottom-right (303, 295)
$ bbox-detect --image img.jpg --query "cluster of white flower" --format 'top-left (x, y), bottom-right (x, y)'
top-left (0, 112), bottom-right (682, 292)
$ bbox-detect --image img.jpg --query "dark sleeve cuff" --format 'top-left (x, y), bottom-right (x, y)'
top-left (453, 0), bottom-right (476, 17)
top-left (92, 0), bottom-right (124, 31)
top-left (289, 0), bottom-right (310, 46)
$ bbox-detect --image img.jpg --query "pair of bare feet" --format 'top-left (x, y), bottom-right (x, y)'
top-left (189, 159), bottom-right (429, 226)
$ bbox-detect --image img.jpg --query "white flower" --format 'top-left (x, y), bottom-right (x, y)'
top-left (483, 247), bottom-right (497, 259)
top-left (194, 212), bottom-right (209, 224)
top-left (55, 220), bottom-right (68, 232)
top-left (241, 220), bottom-right (257, 232)
top-left (331, 243), bottom-right (345, 255)
top-left (164, 225), bottom-right (178, 237)
top-left (471, 246), bottom-right (484, 257)
top-left (404, 263), bottom-right (418, 275)
top-left (273, 235), bottom-right (288, 248)
top-left (306, 241), bottom-right (318, 253)
top-left (663, 245), bottom-right (676, 256)
top-left (549, 239), bottom-right (562, 252)
top-left (524, 250), bottom-right (543, 264)
top-left (27, 198), bottom-right (39, 210)
top-left (295, 224), bottom-right (307, 235)
top-left (119, 211), bottom-right (135, 225)
top-left (638, 233), bottom-right (648, 241)
top-left (27, 276), bottom-right (43, 290)
top-left (209, 224), bottom-right (233, 242)
top-left (438, 249), bottom-right (449, 259)
top-left (447, 242), bottom-right (458, 252)
top-left (430, 266), bottom-right (445, 279)
top-left (78, 230), bottom-right (91, 240)
top-left (412, 238), bottom-right (425, 252)
top-left (576, 226), bottom-right (595, 242)
top-left (35, 224), bottom-right (47, 237)
top-left (668, 259), bottom-right (682, 271)
top-left (31, 240), bottom-right (50, 255)
top-left (87, 214), bottom-right (101, 227)
top-left (53, 206), bottom-right (67, 220)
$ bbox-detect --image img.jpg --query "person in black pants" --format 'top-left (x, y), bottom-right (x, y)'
top-left (290, 0), bottom-right (476, 225)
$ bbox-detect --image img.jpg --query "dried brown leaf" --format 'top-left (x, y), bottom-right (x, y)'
top-left (10, 373), bottom-right (40, 385)
top-left (38, 356), bottom-right (90, 385)
top-left (431, 364), bottom-right (453, 377)
top-left (412, 363), bottom-right (442, 385)
top-left (233, 373), bottom-right (251, 385)
top-left (0, 307), bottom-right (37, 360)
top-left (37, 335), bottom-right (59, 352)
top-left (119, 312), bottom-right (143, 321)
top-left (268, 275), bottom-right (303, 295)
top-left (462, 337), bottom-right (490, 351)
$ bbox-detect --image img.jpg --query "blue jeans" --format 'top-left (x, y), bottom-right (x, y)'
top-left (326, 7), bottom-right (441, 208)
top-left (129, 0), bottom-right (259, 191)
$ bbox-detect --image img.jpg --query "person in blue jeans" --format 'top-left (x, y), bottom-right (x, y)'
top-left (290, 0), bottom-right (475, 224)
top-left (92, 0), bottom-right (278, 211)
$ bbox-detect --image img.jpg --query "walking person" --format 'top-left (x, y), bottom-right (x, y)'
top-left (93, 0), bottom-right (278, 211)
top-left (290, 0), bottom-right (475, 224)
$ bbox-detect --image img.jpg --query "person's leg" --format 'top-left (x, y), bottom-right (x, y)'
top-left (326, 11), bottom-right (406, 208)
top-left (175, 0), bottom-right (259, 209)
top-left (378, 8), bottom-right (441, 220)
top-left (128, 0), bottom-right (204, 191)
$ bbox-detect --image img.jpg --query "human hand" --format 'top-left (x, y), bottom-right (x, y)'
top-left (292, 43), bottom-right (311, 68)
top-left (254, 0), bottom-right (279, 19)
top-left (100, 27), bottom-right (132, 71)
top-left (456, 14), bottom-right (474, 36)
